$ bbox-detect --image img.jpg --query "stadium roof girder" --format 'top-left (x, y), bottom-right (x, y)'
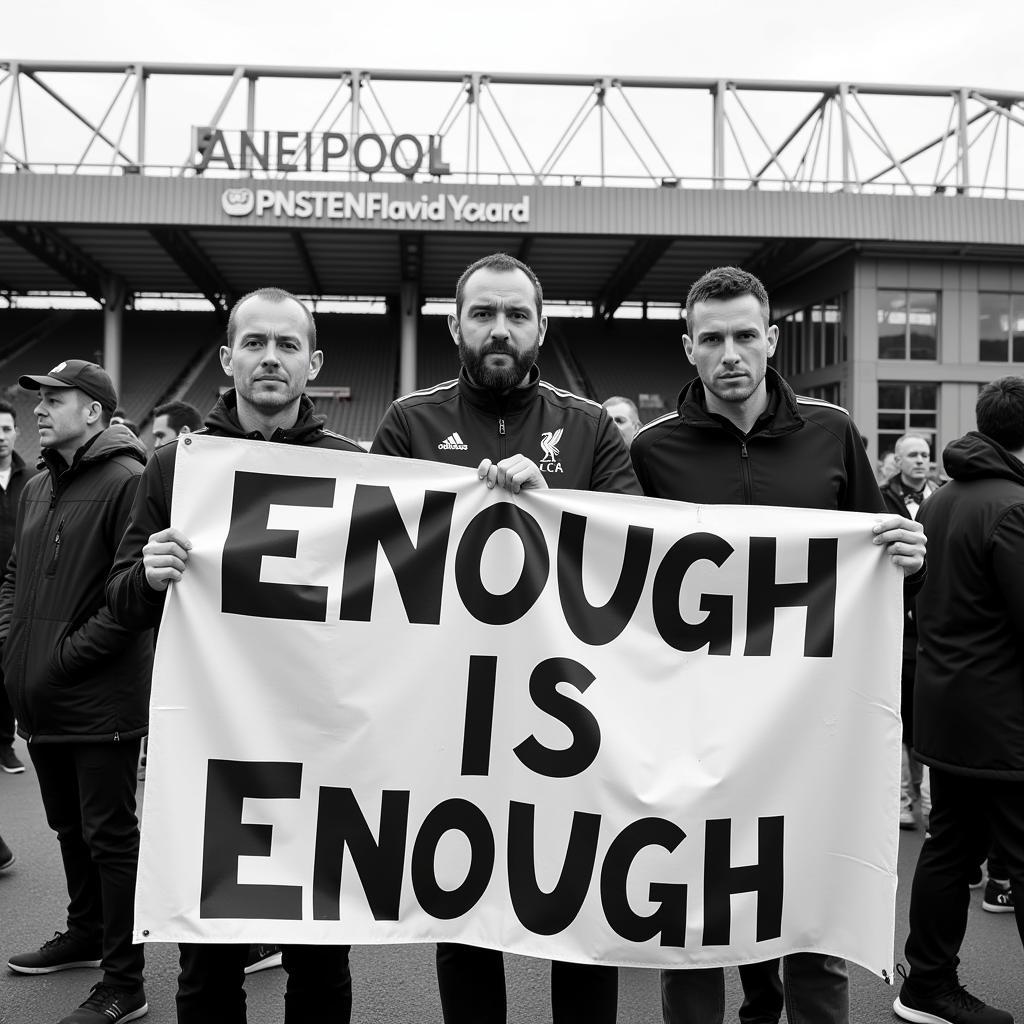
top-left (0, 223), bottom-right (119, 302)
top-left (149, 228), bottom-right (235, 319)
top-left (594, 238), bottom-right (674, 320)
top-left (2, 62), bottom-right (1023, 197)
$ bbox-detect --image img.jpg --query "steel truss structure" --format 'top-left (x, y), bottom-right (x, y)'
top-left (1, 61), bottom-right (1023, 197)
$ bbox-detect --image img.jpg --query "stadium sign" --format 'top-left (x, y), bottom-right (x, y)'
top-left (195, 128), bottom-right (450, 177)
top-left (220, 187), bottom-right (531, 224)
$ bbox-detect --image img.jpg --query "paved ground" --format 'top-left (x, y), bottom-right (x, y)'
top-left (1, 736), bottom-right (1020, 1023)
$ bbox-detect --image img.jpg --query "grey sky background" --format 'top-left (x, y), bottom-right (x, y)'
top-left (5, 0), bottom-right (1023, 90)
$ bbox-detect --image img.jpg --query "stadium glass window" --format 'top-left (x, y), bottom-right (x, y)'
top-left (877, 382), bottom-right (937, 455)
top-left (878, 290), bottom-right (938, 360)
top-left (809, 300), bottom-right (843, 368)
top-left (773, 310), bottom-right (804, 376)
top-left (978, 293), bottom-right (1024, 362)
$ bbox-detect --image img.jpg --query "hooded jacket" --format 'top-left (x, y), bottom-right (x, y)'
top-left (0, 450), bottom-right (32, 572)
top-left (913, 431), bottom-right (1024, 779)
top-left (0, 424), bottom-right (152, 743)
top-left (106, 391), bottom-right (363, 633)
top-left (371, 366), bottom-right (641, 496)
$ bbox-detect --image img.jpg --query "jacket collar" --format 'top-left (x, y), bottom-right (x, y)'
top-left (676, 367), bottom-right (804, 438)
top-left (204, 390), bottom-right (327, 444)
top-left (456, 364), bottom-right (541, 415)
top-left (40, 424), bottom-right (147, 477)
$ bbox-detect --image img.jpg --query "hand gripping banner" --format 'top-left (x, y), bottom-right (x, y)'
top-left (134, 434), bottom-right (903, 976)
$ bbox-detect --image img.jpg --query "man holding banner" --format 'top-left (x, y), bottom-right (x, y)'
top-left (106, 287), bottom-right (362, 1024)
top-left (372, 252), bottom-right (641, 1024)
top-left (630, 266), bottom-right (926, 1024)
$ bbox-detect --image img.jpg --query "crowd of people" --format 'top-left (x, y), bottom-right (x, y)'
top-left (0, 258), bottom-right (1020, 1024)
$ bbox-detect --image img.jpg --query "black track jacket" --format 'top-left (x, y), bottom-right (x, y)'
top-left (106, 391), bottom-right (363, 632)
top-left (371, 366), bottom-right (641, 496)
top-left (630, 369), bottom-right (884, 513)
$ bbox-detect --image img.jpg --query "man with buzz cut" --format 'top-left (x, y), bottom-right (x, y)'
top-left (372, 251), bottom-right (641, 1024)
top-left (105, 287), bottom-right (360, 1024)
top-left (629, 266), bottom-right (926, 1024)
top-left (601, 395), bottom-right (642, 446)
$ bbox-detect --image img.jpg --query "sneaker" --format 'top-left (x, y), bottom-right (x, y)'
top-left (894, 978), bottom-right (1012, 1024)
top-left (7, 931), bottom-right (102, 974)
top-left (243, 944), bottom-right (283, 974)
top-left (0, 746), bottom-right (24, 773)
top-left (982, 880), bottom-right (1014, 913)
top-left (900, 808), bottom-right (918, 830)
top-left (58, 982), bottom-right (147, 1023)
top-left (0, 837), bottom-right (13, 871)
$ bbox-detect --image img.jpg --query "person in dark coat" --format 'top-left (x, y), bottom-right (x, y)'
top-left (0, 360), bottom-right (151, 1024)
top-left (0, 397), bottom-right (31, 775)
top-left (893, 376), bottom-right (1024, 1024)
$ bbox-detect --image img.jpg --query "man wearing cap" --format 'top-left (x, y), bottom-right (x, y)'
top-left (0, 360), bottom-right (152, 1024)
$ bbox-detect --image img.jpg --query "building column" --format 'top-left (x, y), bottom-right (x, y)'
top-left (103, 279), bottom-right (125, 400)
top-left (398, 279), bottom-right (419, 397)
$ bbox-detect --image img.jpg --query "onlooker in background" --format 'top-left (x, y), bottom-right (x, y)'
top-left (894, 376), bottom-right (1024, 1024)
top-left (0, 398), bottom-right (29, 775)
top-left (878, 450), bottom-right (898, 485)
top-left (150, 400), bottom-right (202, 451)
top-left (1, 360), bottom-right (151, 1024)
top-left (601, 394), bottom-right (641, 446)
top-left (109, 409), bottom-right (141, 439)
top-left (880, 432), bottom-right (939, 830)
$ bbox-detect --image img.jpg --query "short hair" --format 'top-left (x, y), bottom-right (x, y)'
top-left (455, 253), bottom-right (544, 321)
top-left (602, 395), bottom-right (640, 421)
top-left (226, 287), bottom-right (317, 352)
top-left (0, 398), bottom-right (16, 424)
top-left (153, 400), bottom-right (203, 434)
top-left (685, 266), bottom-right (771, 328)
top-left (976, 376), bottom-right (1024, 451)
top-left (894, 432), bottom-right (931, 455)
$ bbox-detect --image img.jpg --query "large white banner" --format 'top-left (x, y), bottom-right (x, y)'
top-left (134, 434), bottom-right (903, 977)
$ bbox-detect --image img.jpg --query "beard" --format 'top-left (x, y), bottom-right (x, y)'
top-left (458, 335), bottom-right (539, 391)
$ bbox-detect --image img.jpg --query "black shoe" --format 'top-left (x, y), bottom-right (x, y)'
top-left (0, 837), bottom-right (13, 871)
top-left (982, 879), bottom-right (1014, 913)
top-left (58, 982), bottom-right (147, 1023)
top-left (243, 944), bottom-right (283, 974)
top-left (7, 931), bottom-right (102, 974)
top-left (0, 746), bottom-right (24, 773)
top-left (894, 978), bottom-right (1013, 1024)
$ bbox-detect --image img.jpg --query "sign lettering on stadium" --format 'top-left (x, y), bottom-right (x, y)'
top-left (221, 187), bottom-right (531, 224)
top-left (195, 127), bottom-right (450, 177)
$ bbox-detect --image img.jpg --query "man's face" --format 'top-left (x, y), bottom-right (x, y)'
top-left (34, 386), bottom-right (95, 453)
top-left (0, 413), bottom-right (17, 461)
top-left (684, 294), bottom-right (777, 409)
top-left (450, 267), bottom-right (547, 391)
top-left (220, 296), bottom-right (322, 414)
top-left (151, 415), bottom-right (177, 450)
top-left (895, 438), bottom-right (931, 487)
top-left (604, 401), bottom-right (640, 444)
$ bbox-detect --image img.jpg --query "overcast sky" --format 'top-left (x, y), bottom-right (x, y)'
top-left (5, 0), bottom-right (1023, 92)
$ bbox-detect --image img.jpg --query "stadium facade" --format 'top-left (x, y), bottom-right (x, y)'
top-left (1, 61), bottom-right (1022, 459)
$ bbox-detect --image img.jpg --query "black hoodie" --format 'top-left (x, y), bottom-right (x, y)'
top-left (106, 391), bottom-right (363, 632)
top-left (913, 431), bottom-right (1024, 778)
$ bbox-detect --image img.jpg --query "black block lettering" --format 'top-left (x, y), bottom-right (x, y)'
top-left (461, 656), bottom-right (497, 777)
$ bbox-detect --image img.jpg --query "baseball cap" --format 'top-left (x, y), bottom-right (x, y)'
top-left (19, 360), bottom-right (118, 413)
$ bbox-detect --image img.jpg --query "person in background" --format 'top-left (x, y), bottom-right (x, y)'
top-left (0, 398), bottom-right (29, 775)
top-left (601, 395), bottom-right (642, 446)
top-left (150, 401), bottom-right (203, 451)
top-left (894, 376), bottom-right (1024, 1024)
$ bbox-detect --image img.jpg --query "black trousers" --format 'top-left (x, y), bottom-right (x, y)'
top-left (0, 669), bottom-right (15, 748)
top-left (904, 769), bottom-right (1024, 988)
top-left (176, 942), bottom-right (351, 1023)
top-left (436, 943), bottom-right (617, 1024)
top-left (30, 739), bottom-right (144, 990)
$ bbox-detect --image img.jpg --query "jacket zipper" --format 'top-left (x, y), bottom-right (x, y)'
top-left (498, 417), bottom-right (507, 460)
top-left (739, 440), bottom-right (753, 503)
top-left (45, 518), bottom-right (65, 578)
